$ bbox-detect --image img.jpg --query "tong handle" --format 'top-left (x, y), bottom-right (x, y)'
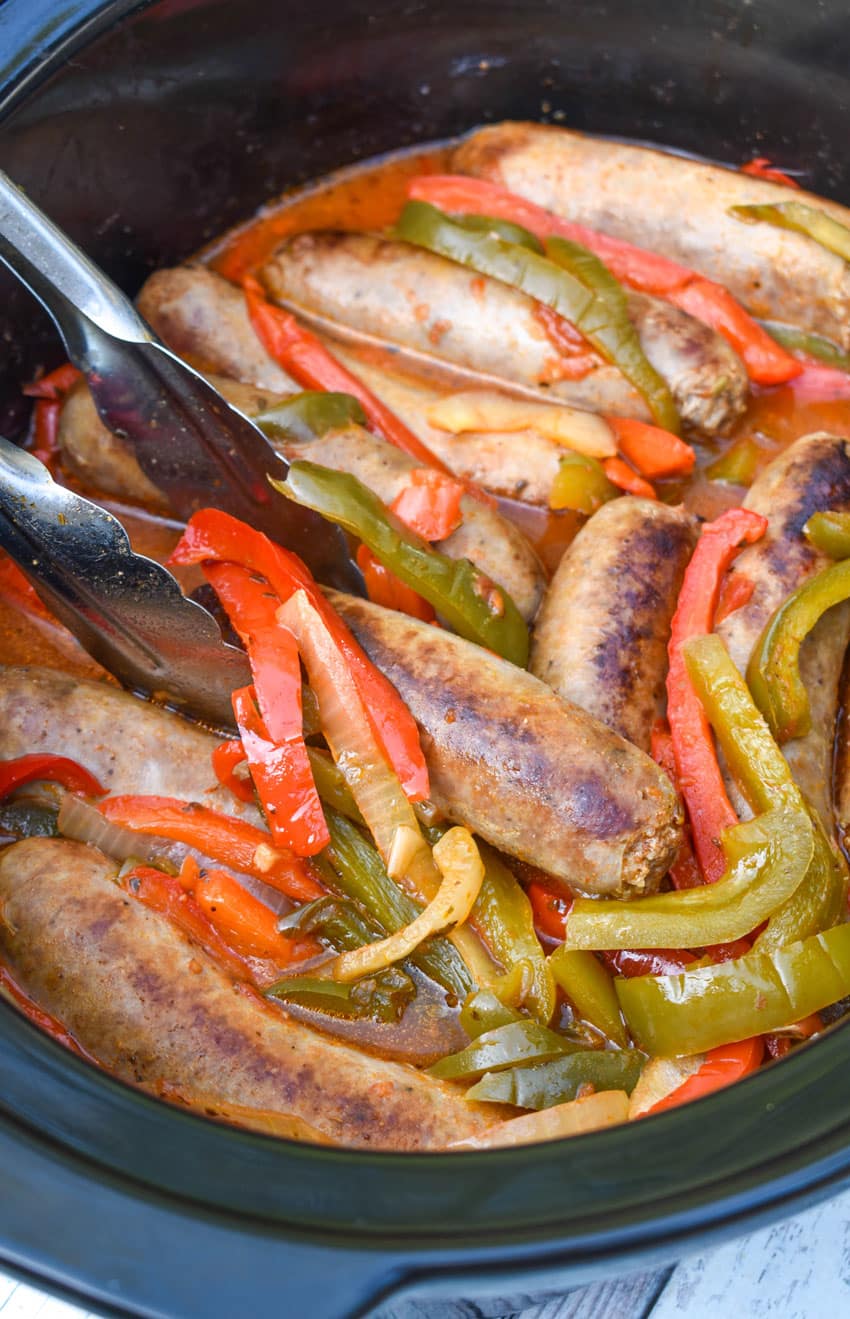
top-left (0, 169), bottom-right (151, 360)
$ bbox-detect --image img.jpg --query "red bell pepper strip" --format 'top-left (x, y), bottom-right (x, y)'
top-left (666, 280), bottom-right (801, 386)
top-left (122, 862), bottom-right (256, 981)
top-left (22, 363), bottom-right (82, 400)
top-left (789, 363), bottom-right (850, 401)
top-left (390, 468), bottom-right (465, 541)
top-left (211, 737), bottom-right (255, 804)
top-left (0, 753), bottom-right (106, 802)
top-left (714, 573), bottom-right (755, 625)
top-left (202, 561), bottom-right (328, 854)
top-left (642, 1036), bottom-right (764, 1116)
top-left (230, 682), bottom-right (330, 854)
top-left (242, 275), bottom-right (456, 474)
top-left (764, 1011), bottom-right (822, 1059)
top-left (184, 857), bottom-right (308, 963)
top-left (739, 158), bottom-right (800, 188)
top-left (667, 507), bottom-right (768, 882)
top-left (407, 175), bottom-right (801, 387)
top-left (603, 947), bottom-right (697, 978)
top-left (607, 417), bottom-right (695, 480)
top-left (355, 545), bottom-right (436, 621)
top-left (602, 457), bottom-right (657, 500)
top-left (650, 723), bottom-right (704, 891)
top-left (169, 508), bottom-right (430, 802)
top-left (527, 877), bottom-right (574, 943)
top-left (100, 794), bottom-right (323, 902)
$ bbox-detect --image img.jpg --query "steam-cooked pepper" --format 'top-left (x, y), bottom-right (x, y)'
top-left (459, 989), bottom-right (523, 1039)
top-left (253, 390), bottom-right (367, 442)
top-left (427, 1019), bottom-right (577, 1080)
top-left (466, 1048), bottom-right (644, 1108)
top-left (563, 807), bottom-right (812, 952)
top-left (394, 200), bottom-right (680, 432)
top-left (759, 322), bottom-right (850, 371)
top-left (272, 460), bottom-right (529, 666)
top-left (320, 807), bottom-right (473, 1000)
top-left (706, 436), bottom-right (762, 487)
top-left (804, 511), bottom-right (850, 559)
top-left (617, 921), bottom-right (850, 1055)
top-left (731, 201), bottom-right (850, 262)
top-left (747, 559), bottom-right (850, 742)
top-left (683, 633), bottom-right (847, 947)
top-left (267, 965), bottom-right (414, 1023)
top-left (305, 747), bottom-right (365, 825)
top-left (549, 452), bottom-right (618, 514)
top-left (549, 947), bottom-right (628, 1047)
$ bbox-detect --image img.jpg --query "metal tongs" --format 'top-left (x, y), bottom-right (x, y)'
top-left (0, 172), bottom-right (364, 726)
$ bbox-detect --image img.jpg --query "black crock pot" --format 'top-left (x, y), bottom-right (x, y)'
top-left (2, 2), bottom-right (850, 1315)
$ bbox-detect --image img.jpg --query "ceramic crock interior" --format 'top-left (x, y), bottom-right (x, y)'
top-left (0, 0), bottom-right (849, 1262)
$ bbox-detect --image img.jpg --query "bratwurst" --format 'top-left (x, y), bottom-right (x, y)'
top-left (0, 839), bottom-right (502, 1149)
top-left (531, 498), bottom-right (698, 752)
top-left (329, 593), bottom-right (683, 896)
top-left (716, 433), bottom-right (850, 829)
top-left (261, 231), bottom-right (748, 435)
top-left (56, 375), bottom-right (545, 623)
top-left (453, 121), bottom-right (850, 349)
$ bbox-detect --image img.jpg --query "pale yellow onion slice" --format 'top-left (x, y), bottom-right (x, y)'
top-left (426, 390), bottom-right (616, 458)
top-left (330, 826), bottom-right (484, 983)
top-left (450, 1089), bottom-right (630, 1149)
top-left (628, 1054), bottom-right (706, 1119)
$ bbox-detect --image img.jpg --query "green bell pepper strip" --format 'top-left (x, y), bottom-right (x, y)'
top-left (271, 460), bottom-right (530, 667)
top-left (394, 201), bottom-right (679, 433)
top-left (305, 747), bottom-right (365, 825)
top-left (0, 801), bottom-right (59, 840)
top-left (459, 989), bottom-right (523, 1039)
top-left (747, 559), bottom-right (850, 743)
top-left (267, 965), bottom-right (414, 1023)
top-left (451, 213), bottom-right (545, 252)
top-left (549, 452), bottom-right (618, 514)
top-left (278, 893), bottom-right (380, 950)
top-left (545, 234), bottom-right (679, 433)
top-left (427, 1019), bottom-right (577, 1081)
top-left (562, 807), bottom-right (812, 952)
top-left (758, 322), bottom-right (850, 371)
top-left (549, 946), bottom-right (628, 1047)
top-left (731, 201), bottom-right (850, 263)
top-left (617, 921), bottom-right (850, 1055)
top-left (320, 807), bottom-right (473, 1000)
top-left (804, 511), bottom-right (850, 559)
top-left (253, 390), bottom-right (367, 442)
top-left (466, 1049), bottom-right (645, 1108)
top-left (683, 632), bottom-right (847, 948)
top-left (705, 436), bottom-right (762, 487)
top-left (469, 842), bottom-right (556, 1024)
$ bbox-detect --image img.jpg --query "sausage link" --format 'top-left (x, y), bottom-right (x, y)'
top-left (715, 433), bottom-right (850, 828)
top-left (453, 121), bottom-right (850, 349)
top-left (260, 231), bottom-right (747, 435)
top-left (0, 838), bottom-right (501, 1149)
top-left (328, 593), bottom-right (683, 897)
top-left (531, 499), bottom-right (698, 752)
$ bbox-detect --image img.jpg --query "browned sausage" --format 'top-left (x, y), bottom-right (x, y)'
top-left (453, 121), bottom-right (850, 349)
top-left (715, 433), bottom-right (850, 828)
top-left (260, 231), bottom-right (748, 435)
top-left (328, 593), bottom-right (683, 897)
top-left (57, 376), bottom-right (546, 623)
top-left (0, 838), bottom-right (502, 1149)
top-left (530, 499), bottom-right (697, 751)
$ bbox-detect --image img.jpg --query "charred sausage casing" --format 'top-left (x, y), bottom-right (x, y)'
top-left (531, 498), bottom-right (698, 752)
top-left (329, 594), bottom-right (683, 897)
top-left (715, 433), bottom-right (850, 829)
top-left (0, 839), bottom-right (503, 1150)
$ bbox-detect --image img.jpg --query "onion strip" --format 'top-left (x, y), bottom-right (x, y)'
top-left (329, 827), bottom-right (484, 982)
top-left (426, 390), bottom-right (616, 458)
top-left (450, 1089), bottom-right (630, 1149)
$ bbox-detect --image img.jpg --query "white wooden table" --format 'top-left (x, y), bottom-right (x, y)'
top-left (3, 1186), bottom-right (848, 1317)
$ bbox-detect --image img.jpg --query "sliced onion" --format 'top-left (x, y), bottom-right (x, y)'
top-left (278, 590), bottom-right (440, 903)
top-left (628, 1054), bottom-right (705, 1119)
top-left (57, 794), bottom-right (292, 916)
top-left (426, 390), bottom-right (616, 458)
top-left (330, 827), bottom-right (484, 982)
top-left (450, 1089), bottom-right (631, 1149)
